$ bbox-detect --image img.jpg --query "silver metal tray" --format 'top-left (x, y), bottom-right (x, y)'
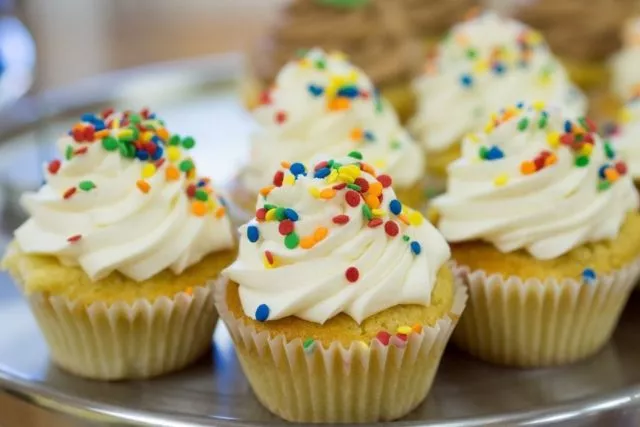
top-left (1, 54), bottom-right (640, 427)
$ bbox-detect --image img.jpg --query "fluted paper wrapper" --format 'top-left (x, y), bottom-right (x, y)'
top-left (214, 278), bottom-right (467, 423)
top-left (26, 284), bottom-right (217, 380)
top-left (451, 258), bottom-right (640, 368)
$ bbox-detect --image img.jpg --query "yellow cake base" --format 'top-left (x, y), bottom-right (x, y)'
top-left (562, 58), bottom-right (610, 91)
top-left (425, 142), bottom-right (461, 180)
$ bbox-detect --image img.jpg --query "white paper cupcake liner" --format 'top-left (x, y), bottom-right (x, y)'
top-left (26, 283), bottom-right (217, 380)
top-left (451, 257), bottom-right (640, 367)
top-left (213, 278), bottom-right (467, 423)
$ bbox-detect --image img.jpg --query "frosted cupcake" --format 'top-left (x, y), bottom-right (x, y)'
top-left (244, 0), bottom-right (421, 121)
top-left (234, 48), bottom-right (425, 213)
top-left (410, 12), bottom-right (586, 186)
top-left (609, 96), bottom-right (640, 189)
top-left (217, 153), bottom-right (466, 423)
top-left (1, 109), bottom-right (236, 380)
top-left (607, 18), bottom-right (640, 118)
top-left (431, 102), bottom-right (640, 367)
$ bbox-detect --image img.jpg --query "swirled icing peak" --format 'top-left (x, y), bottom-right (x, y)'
top-left (411, 12), bottom-right (586, 153)
top-left (241, 48), bottom-right (423, 194)
top-left (611, 18), bottom-right (640, 100)
top-left (14, 108), bottom-right (235, 282)
top-left (226, 152), bottom-right (450, 324)
top-left (433, 101), bottom-right (639, 259)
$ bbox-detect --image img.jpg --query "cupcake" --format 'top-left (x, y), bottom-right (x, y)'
top-left (609, 96), bottom-right (640, 189)
top-left (607, 18), bottom-right (640, 118)
top-left (513, 0), bottom-right (637, 90)
top-left (217, 153), bottom-right (466, 423)
top-left (234, 48), bottom-right (426, 214)
top-left (410, 12), bottom-right (586, 188)
top-left (243, 0), bottom-right (421, 121)
top-left (1, 109), bottom-right (236, 380)
top-left (400, 0), bottom-right (478, 48)
top-left (431, 102), bottom-right (640, 367)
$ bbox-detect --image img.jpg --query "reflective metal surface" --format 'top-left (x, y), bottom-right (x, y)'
top-left (1, 55), bottom-right (640, 426)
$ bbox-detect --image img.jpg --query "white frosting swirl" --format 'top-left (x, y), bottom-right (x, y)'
top-left (225, 155), bottom-right (449, 324)
top-left (610, 18), bottom-right (640, 100)
top-left (410, 12), bottom-right (587, 153)
top-left (611, 98), bottom-right (640, 180)
top-left (432, 103), bottom-right (639, 259)
top-left (241, 48), bottom-right (423, 194)
top-left (15, 110), bottom-right (235, 281)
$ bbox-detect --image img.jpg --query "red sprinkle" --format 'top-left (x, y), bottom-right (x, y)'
top-left (67, 234), bottom-right (82, 243)
top-left (278, 219), bottom-right (294, 235)
top-left (314, 161), bottom-right (329, 171)
top-left (384, 221), bottom-right (399, 237)
top-left (72, 128), bottom-right (84, 142)
top-left (345, 266), bottom-right (359, 283)
top-left (345, 190), bottom-right (361, 207)
top-left (259, 90), bottom-right (272, 105)
top-left (354, 177), bottom-right (369, 193)
top-left (186, 184), bottom-right (197, 198)
top-left (360, 90), bottom-right (370, 100)
top-left (615, 161), bottom-right (628, 175)
top-left (377, 174), bottom-right (392, 188)
top-left (275, 110), bottom-right (287, 124)
top-left (533, 155), bottom-right (545, 170)
top-left (101, 108), bottom-right (114, 118)
top-left (583, 133), bottom-right (594, 144)
top-left (155, 158), bottom-right (166, 169)
top-left (273, 170), bottom-right (284, 187)
top-left (332, 183), bottom-right (347, 190)
top-left (396, 333), bottom-right (408, 342)
top-left (368, 218), bottom-right (383, 228)
top-left (83, 126), bottom-right (95, 142)
top-left (74, 146), bottom-right (88, 156)
top-left (264, 250), bottom-right (274, 265)
top-left (256, 208), bottom-right (267, 221)
top-left (48, 159), bottom-right (61, 175)
top-left (376, 331), bottom-right (391, 346)
top-left (559, 133), bottom-right (574, 145)
top-left (145, 142), bottom-right (157, 157)
top-left (585, 118), bottom-right (597, 132)
top-left (140, 107), bottom-right (150, 119)
top-left (63, 187), bottom-right (77, 199)
top-left (332, 214), bottom-right (350, 225)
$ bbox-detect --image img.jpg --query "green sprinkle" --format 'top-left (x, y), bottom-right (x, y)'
top-left (347, 183), bottom-right (361, 191)
top-left (604, 142), bottom-right (616, 160)
top-left (264, 203), bottom-right (276, 211)
top-left (517, 117), bottom-right (529, 131)
top-left (315, 59), bottom-right (326, 70)
top-left (478, 146), bottom-right (489, 159)
top-left (466, 48), bottom-right (477, 59)
top-left (303, 338), bottom-right (315, 350)
top-left (402, 235), bottom-right (410, 242)
top-left (295, 48), bottom-right (309, 58)
top-left (362, 204), bottom-right (373, 220)
top-left (78, 180), bottom-right (95, 191)
top-left (169, 135), bottom-right (181, 146)
top-left (574, 133), bottom-right (584, 142)
top-left (538, 115), bottom-right (548, 129)
top-left (130, 127), bottom-right (140, 141)
top-left (575, 156), bottom-right (590, 167)
top-left (179, 159), bottom-right (194, 172)
top-left (102, 136), bottom-right (118, 151)
top-left (598, 180), bottom-right (611, 191)
top-left (195, 190), bottom-right (209, 201)
top-left (182, 136), bottom-right (196, 149)
top-left (347, 151), bottom-right (363, 160)
top-left (332, 162), bottom-right (342, 169)
top-left (129, 114), bottom-right (141, 124)
top-left (390, 140), bottom-right (402, 150)
top-left (578, 117), bottom-right (589, 130)
top-left (118, 132), bottom-right (135, 142)
top-left (65, 145), bottom-right (74, 160)
top-left (284, 232), bottom-right (300, 249)
top-left (275, 207), bottom-right (286, 221)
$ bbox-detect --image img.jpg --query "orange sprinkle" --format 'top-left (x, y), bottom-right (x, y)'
top-left (185, 287), bottom-right (193, 296)
top-left (328, 97), bottom-right (350, 111)
top-left (368, 181), bottom-right (383, 197)
top-left (215, 207), bottom-right (226, 218)
top-left (156, 127), bottom-right (169, 141)
top-left (520, 160), bottom-right (536, 175)
top-left (72, 123), bottom-right (84, 132)
top-left (350, 128), bottom-right (363, 141)
top-left (165, 165), bottom-right (180, 181)
top-left (94, 129), bottom-right (110, 139)
top-left (136, 180), bottom-right (151, 193)
top-left (319, 188), bottom-right (336, 199)
top-left (398, 214), bottom-right (410, 225)
top-left (314, 227), bottom-right (328, 242)
top-left (280, 161), bottom-right (291, 169)
top-left (260, 185), bottom-right (275, 197)
top-left (412, 323), bottom-right (423, 334)
top-left (365, 194), bottom-right (380, 209)
top-left (360, 162), bottom-right (376, 175)
top-left (192, 201), bottom-right (207, 216)
top-left (545, 153), bottom-right (558, 166)
top-left (300, 236), bottom-right (316, 249)
top-left (605, 168), bottom-right (620, 182)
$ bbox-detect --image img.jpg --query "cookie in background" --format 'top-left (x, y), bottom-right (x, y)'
top-left (242, 0), bottom-right (421, 122)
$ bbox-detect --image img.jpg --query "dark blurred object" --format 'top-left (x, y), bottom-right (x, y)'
top-left (0, 0), bottom-right (35, 109)
top-left (401, 0), bottom-right (478, 40)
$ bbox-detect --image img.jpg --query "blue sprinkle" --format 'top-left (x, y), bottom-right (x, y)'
top-left (219, 196), bottom-right (228, 207)
top-left (364, 131), bottom-right (375, 141)
top-left (389, 199), bottom-right (402, 215)
top-left (284, 208), bottom-right (299, 221)
top-left (136, 150), bottom-right (150, 161)
top-left (255, 304), bottom-right (270, 322)
top-left (410, 241), bottom-right (422, 255)
top-left (290, 162), bottom-right (307, 177)
top-left (337, 85), bottom-right (359, 98)
top-left (582, 268), bottom-right (596, 284)
top-left (247, 225), bottom-right (260, 243)
top-left (314, 167), bottom-right (331, 179)
top-left (564, 120), bottom-right (572, 133)
top-left (460, 74), bottom-right (473, 88)
top-left (148, 113), bottom-right (156, 119)
top-left (492, 62), bottom-right (506, 75)
top-left (93, 121), bottom-right (106, 131)
top-left (151, 146), bottom-right (163, 160)
top-left (307, 84), bottom-right (324, 97)
top-left (516, 101), bottom-right (524, 109)
top-left (485, 145), bottom-right (504, 160)
top-left (598, 164), bottom-right (610, 179)
top-left (152, 135), bottom-right (162, 144)
top-left (81, 113), bottom-right (98, 123)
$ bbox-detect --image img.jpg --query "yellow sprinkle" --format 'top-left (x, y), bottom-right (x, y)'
top-left (111, 118), bottom-right (121, 129)
top-left (191, 201), bottom-right (207, 216)
top-left (532, 100), bottom-right (546, 111)
top-left (580, 143), bottom-right (593, 156)
top-left (298, 58), bottom-right (311, 68)
top-left (466, 133), bottom-right (480, 143)
top-left (484, 121), bottom-right (495, 133)
top-left (397, 326), bottom-right (413, 335)
top-left (339, 164), bottom-right (361, 178)
top-left (337, 173), bottom-right (355, 184)
top-left (117, 129), bottom-right (133, 139)
top-left (314, 227), bottom-right (328, 242)
top-left (494, 173), bottom-right (509, 187)
top-left (473, 60), bottom-right (488, 73)
top-left (546, 131), bottom-right (560, 148)
top-left (620, 108), bottom-right (632, 124)
top-left (136, 180), bottom-right (150, 193)
top-left (265, 209), bottom-right (276, 221)
top-left (165, 165), bottom-right (180, 181)
top-left (141, 163), bottom-right (156, 179)
top-left (283, 174), bottom-right (295, 186)
top-left (308, 187), bottom-right (320, 198)
top-left (140, 131), bottom-right (153, 142)
top-left (374, 159), bottom-right (387, 169)
top-left (329, 51), bottom-right (348, 61)
top-left (326, 169), bottom-right (338, 183)
top-left (371, 208), bottom-right (385, 217)
top-left (408, 210), bottom-right (424, 226)
top-left (167, 146), bottom-right (181, 162)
